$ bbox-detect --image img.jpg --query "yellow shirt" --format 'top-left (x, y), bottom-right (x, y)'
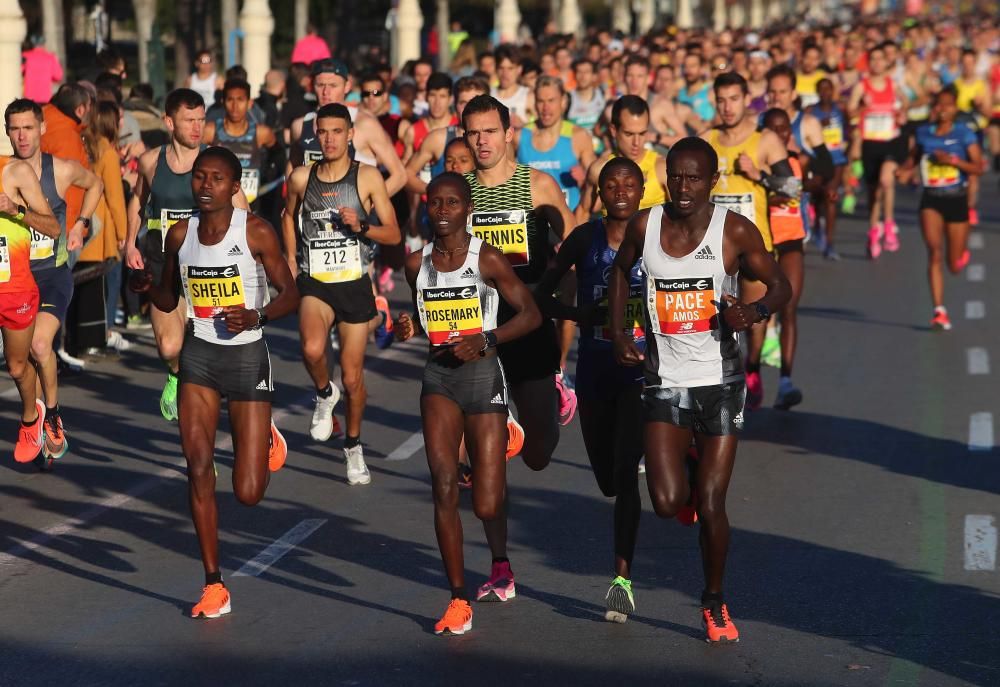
top-left (796, 70), bottom-right (828, 107)
top-left (706, 129), bottom-right (773, 251)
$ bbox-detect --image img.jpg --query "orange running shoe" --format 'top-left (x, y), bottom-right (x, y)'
top-left (702, 603), bottom-right (740, 643)
top-left (14, 400), bottom-right (46, 463)
top-left (930, 308), bottom-right (952, 331)
top-left (434, 598), bottom-right (473, 635)
top-left (268, 421), bottom-right (287, 472)
top-left (506, 413), bottom-right (524, 461)
top-left (191, 582), bottom-right (231, 619)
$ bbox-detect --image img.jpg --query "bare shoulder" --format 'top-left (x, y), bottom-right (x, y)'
top-left (138, 146), bottom-right (161, 178)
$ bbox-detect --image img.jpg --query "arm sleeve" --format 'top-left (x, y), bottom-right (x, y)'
top-left (810, 144), bottom-right (834, 180)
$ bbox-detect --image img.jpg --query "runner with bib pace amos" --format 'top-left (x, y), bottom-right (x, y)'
top-left (462, 93), bottom-right (576, 600)
top-left (703, 72), bottom-right (793, 411)
top-left (5, 99), bottom-right (103, 466)
top-left (535, 157), bottom-right (647, 623)
top-left (608, 137), bottom-right (790, 644)
top-left (130, 146), bottom-right (298, 621)
top-left (395, 172), bottom-right (542, 636)
top-left (283, 103), bottom-right (400, 486)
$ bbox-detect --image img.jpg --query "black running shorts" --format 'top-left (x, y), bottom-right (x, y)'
top-left (919, 192), bottom-right (969, 224)
top-left (179, 330), bottom-right (273, 402)
top-left (861, 138), bottom-right (906, 188)
top-left (297, 273), bottom-right (377, 325)
top-left (421, 352), bottom-right (509, 415)
top-left (643, 382), bottom-right (746, 435)
top-left (496, 298), bottom-right (561, 385)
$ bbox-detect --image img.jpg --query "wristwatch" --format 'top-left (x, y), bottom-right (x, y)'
top-left (255, 308), bottom-right (269, 329)
top-left (753, 301), bottom-right (770, 323)
top-left (79, 217), bottom-right (91, 229)
top-left (358, 220), bottom-right (370, 235)
top-left (16, 204), bottom-right (26, 217)
top-left (479, 331), bottom-right (498, 355)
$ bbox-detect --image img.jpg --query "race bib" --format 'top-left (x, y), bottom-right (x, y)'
top-left (30, 229), bottom-right (54, 262)
top-left (308, 235), bottom-right (363, 283)
top-left (711, 193), bottom-right (755, 223)
top-left (822, 123), bottom-right (844, 150)
top-left (155, 209), bottom-right (193, 249)
top-left (647, 275), bottom-right (716, 336)
top-left (304, 149), bottom-right (324, 166)
top-left (240, 168), bottom-right (260, 204)
top-left (419, 285), bottom-right (484, 346)
top-left (184, 264), bottom-right (245, 318)
top-left (863, 112), bottom-right (897, 141)
top-left (920, 156), bottom-right (960, 189)
top-left (469, 210), bottom-right (529, 266)
top-left (0, 236), bottom-right (9, 283)
top-left (593, 284), bottom-right (644, 343)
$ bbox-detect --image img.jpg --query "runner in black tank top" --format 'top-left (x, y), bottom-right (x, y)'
top-left (282, 104), bottom-right (401, 487)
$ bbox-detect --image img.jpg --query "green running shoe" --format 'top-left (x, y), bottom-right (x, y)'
top-left (840, 192), bottom-right (857, 215)
top-left (761, 328), bottom-right (781, 368)
top-left (605, 575), bottom-right (635, 624)
top-left (160, 372), bottom-right (179, 422)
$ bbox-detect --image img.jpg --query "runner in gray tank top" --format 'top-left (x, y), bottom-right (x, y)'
top-left (283, 103), bottom-right (401, 487)
top-left (609, 137), bottom-right (790, 645)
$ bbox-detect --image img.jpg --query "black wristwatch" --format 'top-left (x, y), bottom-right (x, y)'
top-left (358, 220), bottom-right (370, 235)
top-left (481, 331), bottom-right (498, 351)
top-left (255, 308), bottom-right (269, 329)
top-left (753, 301), bottom-right (770, 323)
top-left (16, 204), bottom-right (26, 216)
top-left (79, 216), bottom-right (91, 229)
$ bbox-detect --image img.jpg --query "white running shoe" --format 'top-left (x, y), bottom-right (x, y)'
top-left (57, 348), bottom-right (86, 370)
top-left (107, 331), bottom-right (132, 351)
top-left (309, 383), bottom-right (342, 441)
top-left (345, 444), bottom-right (371, 485)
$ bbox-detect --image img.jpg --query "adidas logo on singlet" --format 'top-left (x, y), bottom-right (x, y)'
top-left (227, 245), bottom-right (244, 257)
top-left (491, 393), bottom-right (504, 405)
top-left (460, 267), bottom-right (476, 279)
top-left (256, 379), bottom-right (269, 390)
top-left (694, 245), bottom-right (715, 260)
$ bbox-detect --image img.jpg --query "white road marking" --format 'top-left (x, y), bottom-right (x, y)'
top-left (967, 347), bottom-right (990, 375)
top-left (969, 413), bottom-right (994, 452)
top-left (385, 431), bottom-right (424, 461)
top-left (233, 518), bottom-right (327, 577)
top-left (967, 233), bottom-right (984, 250)
top-left (967, 264), bottom-right (985, 282)
top-left (965, 301), bottom-right (985, 320)
top-left (964, 515), bottom-right (997, 571)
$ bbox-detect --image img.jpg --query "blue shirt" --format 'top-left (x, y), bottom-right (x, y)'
top-left (517, 121), bottom-right (581, 210)
top-left (914, 121), bottom-right (977, 195)
top-left (807, 103), bottom-right (848, 166)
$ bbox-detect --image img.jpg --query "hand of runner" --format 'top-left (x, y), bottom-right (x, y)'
top-left (613, 332), bottom-right (644, 367)
top-left (570, 164), bottom-right (586, 186)
top-left (0, 192), bottom-right (18, 215)
top-left (128, 268), bottom-right (154, 293)
top-left (219, 306), bottom-right (261, 333)
top-left (720, 294), bottom-right (758, 332)
top-left (737, 153), bottom-right (760, 181)
top-left (126, 243), bottom-right (146, 270)
top-left (448, 333), bottom-right (488, 362)
top-left (395, 312), bottom-right (416, 342)
top-left (339, 206), bottom-right (362, 233)
top-left (67, 222), bottom-right (85, 251)
top-left (895, 163), bottom-right (915, 185)
top-left (930, 150), bottom-right (953, 165)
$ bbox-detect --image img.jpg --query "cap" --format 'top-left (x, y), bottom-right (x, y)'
top-left (311, 58), bottom-right (350, 79)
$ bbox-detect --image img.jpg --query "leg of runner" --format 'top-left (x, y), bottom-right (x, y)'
top-left (337, 320), bottom-right (372, 486)
top-left (865, 157), bottom-right (884, 258)
top-left (741, 278), bottom-right (767, 411)
top-left (150, 301), bottom-right (187, 421)
top-left (466, 411), bottom-right (512, 604)
top-left (921, 208), bottom-right (948, 327)
top-left (775, 247), bottom-right (804, 410)
top-left (879, 159), bottom-right (900, 251)
top-left (508, 377), bottom-right (560, 471)
top-left (228, 399), bottom-right (272, 506)
top-left (555, 271), bottom-right (578, 426)
top-left (822, 166), bottom-right (844, 259)
top-left (29, 312), bottom-right (66, 459)
top-left (6, 322), bottom-right (46, 463)
top-left (300, 296), bottom-right (342, 442)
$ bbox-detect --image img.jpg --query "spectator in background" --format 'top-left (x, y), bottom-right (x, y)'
top-left (123, 83), bottom-right (169, 149)
top-left (256, 69), bottom-right (286, 132)
top-left (95, 47), bottom-right (127, 80)
top-left (291, 24), bottom-right (332, 65)
top-left (42, 83), bottom-right (92, 242)
top-left (22, 36), bottom-right (64, 103)
top-left (82, 100), bottom-right (129, 353)
top-left (185, 50), bottom-right (224, 107)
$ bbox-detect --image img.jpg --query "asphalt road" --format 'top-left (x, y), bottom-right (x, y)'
top-left (1, 180), bottom-right (998, 687)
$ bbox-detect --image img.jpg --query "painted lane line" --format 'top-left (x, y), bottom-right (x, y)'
top-left (967, 232), bottom-right (984, 250)
top-left (966, 347), bottom-right (990, 375)
top-left (385, 431), bottom-right (424, 461)
top-left (968, 413), bottom-right (994, 452)
top-left (233, 518), bottom-right (327, 577)
top-left (967, 264), bottom-right (985, 282)
top-left (965, 301), bottom-right (985, 320)
top-left (963, 515), bottom-right (997, 571)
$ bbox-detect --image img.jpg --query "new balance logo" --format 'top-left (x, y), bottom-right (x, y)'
top-left (694, 245), bottom-right (715, 260)
top-left (226, 245), bottom-right (244, 257)
top-left (460, 267), bottom-right (476, 279)
top-left (490, 393), bottom-right (504, 405)
top-left (256, 379), bottom-right (269, 390)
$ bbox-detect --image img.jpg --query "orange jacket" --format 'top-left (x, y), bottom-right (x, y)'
top-left (80, 139), bottom-right (126, 263)
top-left (40, 103), bottom-right (89, 234)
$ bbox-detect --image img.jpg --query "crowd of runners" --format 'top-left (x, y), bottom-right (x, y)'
top-left (2, 11), bottom-right (998, 642)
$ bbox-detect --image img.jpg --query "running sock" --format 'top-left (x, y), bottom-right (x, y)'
top-left (344, 434), bottom-right (361, 449)
top-left (22, 413), bottom-right (39, 427)
top-left (317, 383), bottom-right (334, 399)
top-left (746, 361), bottom-right (761, 375)
top-left (46, 404), bottom-right (60, 417)
top-left (701, 590), bottom-right (724, 607)
top-left (492, 557), bottom-right (510, 565)
top-left (934, 305), bottom-right (947, 314)
top-left (451, 587), bottom-right (469, 601)
top-left (205, 571), bottom-right (223, 586)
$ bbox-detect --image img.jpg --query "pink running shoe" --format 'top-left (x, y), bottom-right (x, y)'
top-left (377, 266), bottom-right (395, 293)
top-left (883, 220), bottom-right (900, 252)
top-left (867, 224), bottom-right (883, 259)
top-left (745, 371), bottom-right (763, 411)
top-left (476, 560), bottom-right (516, 602)
top-left (555, 373), bottom-right (577, 426)
top-left (969, 208), bottom-right (979, 226)
top-left (954, 249), bottom-right (970, 272)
